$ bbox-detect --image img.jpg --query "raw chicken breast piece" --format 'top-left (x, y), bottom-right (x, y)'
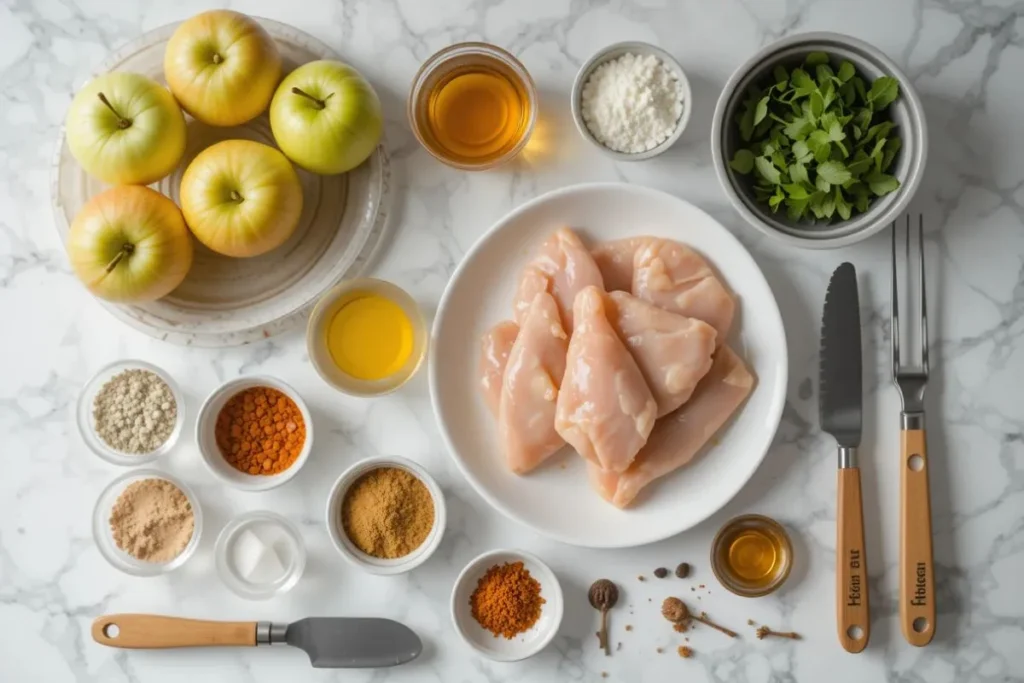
top-left (478, 321), bottom-right (519, 417)
top-left (606, 290), bottom-right (717, 417)
top-left (591, 237), bottom-right (654, 292)
top-left (512, 228), bottom-right (604, 332)
top-left (589, 346), bottom-right (754, 508)
top-left (632, 238), bottom-right (736, 344)
top-left (498, 293), bottom-right (569, 474)
top-left (555, 286), bottom-right (658, 474)
top-left (512, 265), bottom-right (550, 327)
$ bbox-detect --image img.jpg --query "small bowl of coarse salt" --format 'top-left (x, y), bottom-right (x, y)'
top-left (571, 42), bottom-right (692, 160)
top-left (77, 360), bottom-right (185, 466)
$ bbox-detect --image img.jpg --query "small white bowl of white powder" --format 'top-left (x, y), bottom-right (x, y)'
top-left (572, 42), bottom-right (691, 160)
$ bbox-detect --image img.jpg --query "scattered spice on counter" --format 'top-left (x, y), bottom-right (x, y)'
top-left (653, 567), bottom-right (669, 579)
top-left (673, 622), bottom-right (689, 633)
top-left (109, 478), bottom-right (193, 562)
top-left (341, 467), bottom-right (434, 559)
top-left (756, 625), bottom-right (801, 640)
top-left (470, 561), bottom-right (545, 639)
top-left (589, 579), bottom-right (619, 655)
top-left (661, 597), bottom-right (738, 638)
top-left (215, 386), bottom-right (305, 475)
top-left (747, 619), bottom-right (757, 626)
top-left (656, 647), bottom-right (664, 654)
top-left (674, 562), bottom-right (691, 578)
top-left (625, 625), bottom-right (633, 632)
top-left (677, 645), bottom-right (693, 658)
top-left (93, 369), bottom-right (176, 454)
top-left (637, 575), bottom-right (646, 582)
top-left (601, 673), bottom-right (608, 679)
top-left (617, 642), bottom-right (622, 652)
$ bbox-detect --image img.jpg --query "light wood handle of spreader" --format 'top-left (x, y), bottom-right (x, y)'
top-left (837, 468), bottom-right (870, 653)
top-left (900, 428), bottom-right (936, 646)
top-left (92, 614), bottom-right (257, 649)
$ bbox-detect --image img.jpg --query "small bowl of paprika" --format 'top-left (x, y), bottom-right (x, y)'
top-left (196, 376), bottom-right (313, 492)
top-left (450, 548), bottom-right (564, 661)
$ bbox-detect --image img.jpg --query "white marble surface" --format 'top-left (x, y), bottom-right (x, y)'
top-left (2, 0), bottom-right (1022, 680)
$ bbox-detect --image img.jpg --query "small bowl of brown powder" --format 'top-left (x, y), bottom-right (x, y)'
top-left (326, 456), bottom-right (446, 575)
top-left (92, 469), bottom-right (201, 576)
top-left (450, 549), bottom-right (564, 661)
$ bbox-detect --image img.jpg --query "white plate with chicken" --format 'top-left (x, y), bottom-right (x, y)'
top-left (430, 183), bottom-right (787, 548)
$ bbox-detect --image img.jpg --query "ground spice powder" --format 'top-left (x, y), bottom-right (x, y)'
top-left (215, 386), bottom-right (305, 475)
top-left (341, 467), bottom-right (434, 558)
top-left (470, 561), bottom-right (545, 639)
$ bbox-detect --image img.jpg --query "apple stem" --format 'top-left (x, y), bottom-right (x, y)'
top-left (212, 53), bottom-right (222, 64)
top-left (291, 87), bottom-right (329, 110)
top-left (97, 92), bottom-right (132, 129)
top-left (105, 244), bottom-right (134, 273)
top-left (230, 190), bottom-right (243, 203)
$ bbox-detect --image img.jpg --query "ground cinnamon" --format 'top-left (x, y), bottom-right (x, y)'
top-left (215, 386), bottom-right (305, 475)
top-left (470, 561), bottom-right (545, 639)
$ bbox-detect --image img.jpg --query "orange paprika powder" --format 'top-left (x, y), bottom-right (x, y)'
top-left (214, 386), bottom-right (305, 475)
top-left (470, 561), bottom-right (545, 639)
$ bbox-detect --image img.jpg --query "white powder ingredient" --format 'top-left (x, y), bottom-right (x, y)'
top-left (93, 368), bottom-right (177, 454)
top-left (581, 52), bottom-right (684, 154)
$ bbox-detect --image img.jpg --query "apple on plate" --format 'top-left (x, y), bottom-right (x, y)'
top-left (65, 72), bottom-right (186, 185)
top-left (269, 60), bottom-right (383, 175)
top-left (67, 186), bottom-right (194, 303)
top-left (179, 139), bottom-right (303, 258)
top-left (164, 10), bottom-right (281, 127)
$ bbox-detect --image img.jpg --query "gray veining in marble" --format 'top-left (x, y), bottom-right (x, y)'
top-left (2, 0), bottom-right (1023, 681)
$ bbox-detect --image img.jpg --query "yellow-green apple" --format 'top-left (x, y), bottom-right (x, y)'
top-left (269, 60), bottom-right (382, 175)
top-left (164, 10), bottom-right (281, 126)
top-left (179, 139), bottom-right (303, 257)
top-left (65, 72), bottom-right (186, 185)
top-left (67, 186), bottom-right (194, 303)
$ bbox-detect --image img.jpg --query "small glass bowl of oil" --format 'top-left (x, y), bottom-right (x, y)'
top-left (409, 42), bottom-right (537, 170)
top-left (307, 278), bottom-right (428, 397)
top-left (710, 514), bottom-right (793, 598)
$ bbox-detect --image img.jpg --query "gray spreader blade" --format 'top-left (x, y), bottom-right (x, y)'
top-left (285, 618), bottom-right (422, 668)
top-left (818, 262), bottom-right (863, 448)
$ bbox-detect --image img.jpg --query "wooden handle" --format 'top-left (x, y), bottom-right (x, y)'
top-left (837, 468), bottom-right (870, 653)
top-left (900, 428), bottom-right (936, 646)
top-left (92, 615), bottom-right (257, 649)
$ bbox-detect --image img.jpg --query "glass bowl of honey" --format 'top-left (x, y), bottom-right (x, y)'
top-left (710, 514), bottom-right (793, 597)
top-left (408, 42), bottom-right (537, 170)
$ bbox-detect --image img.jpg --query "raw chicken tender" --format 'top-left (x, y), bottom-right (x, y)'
top-left (512, 228), bottom-right (604, 332)
top-left (591, 237), bottom-right (653, 292)
top-left (632, 238), bottom-right (736, 343)
top-left (478, 321), bottom-right (519, 417)
top-left (589, 347), bottom-right (754, 508)
top-left (498, 293), bottom-right (569, 474)
top-left (606, 291), bottom-right (717, 417)
top-left (555, 286), bottom-right (658, 474)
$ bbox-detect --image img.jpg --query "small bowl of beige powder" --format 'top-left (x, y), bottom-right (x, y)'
top-left (77, 360), bottom-right (185, 466)
top-left (93, 469), bottom-right (201, 576)
top-left (326, 456), bottom-right (446, 575)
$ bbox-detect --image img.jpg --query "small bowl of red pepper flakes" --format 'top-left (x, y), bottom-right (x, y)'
top-left (196, 376), bottom-right (313, 492)
top-left (450, 548), bottom-right (564, 661)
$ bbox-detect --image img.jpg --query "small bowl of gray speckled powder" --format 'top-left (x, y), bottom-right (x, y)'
top-left (77, 360), bottom-right (185, 466)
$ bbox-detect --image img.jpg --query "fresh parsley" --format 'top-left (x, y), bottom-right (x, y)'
top-left (730, 54), bottom-right (902, 223)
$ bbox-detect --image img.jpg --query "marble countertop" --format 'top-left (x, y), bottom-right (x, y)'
top-left (2, 0), bottom-right (1023, 680)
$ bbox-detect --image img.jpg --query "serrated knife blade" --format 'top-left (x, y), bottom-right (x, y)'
top-left (819, 261), bottom-right (863, 447)
top-left (819, 262), bottom-right (870, 654)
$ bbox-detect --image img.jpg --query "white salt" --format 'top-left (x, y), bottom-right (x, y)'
top-left (232, 529), bottom-right (286, 584)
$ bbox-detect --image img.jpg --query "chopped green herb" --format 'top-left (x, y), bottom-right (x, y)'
top-left (729, 52), bottom-right (902, 223)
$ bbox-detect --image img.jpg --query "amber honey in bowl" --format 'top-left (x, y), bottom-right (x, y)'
top-left (711, 514), bottom-right (793, 597)
top-left (409, 43), bottom-right (536, 169)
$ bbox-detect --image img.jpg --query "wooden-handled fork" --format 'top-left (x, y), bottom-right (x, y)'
top-left (891, 215), bottom-right (935, 646)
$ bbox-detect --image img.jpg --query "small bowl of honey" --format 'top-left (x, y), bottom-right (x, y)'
top-left (710, 514), bottom-right (793, 598)
top-left (307, 278), bottom-right (428, 397)
top-left (408, 42), bottom-right (537, 170)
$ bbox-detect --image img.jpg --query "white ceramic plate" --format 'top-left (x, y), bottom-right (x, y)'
top-left (430, 183), bottom-right (787, 548)
top-left (51, 18), bottom-right (392, 346)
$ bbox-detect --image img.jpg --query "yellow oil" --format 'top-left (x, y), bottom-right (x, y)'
top-left (421, 62), bottom-right (531, 165)
top-left (712, 516), bottom-right (791, 595)
top-left (325, 293), bottom-right (413, 381)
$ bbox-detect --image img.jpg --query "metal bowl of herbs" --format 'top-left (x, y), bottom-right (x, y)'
top-left (711, 32), bottom-right (927, 249)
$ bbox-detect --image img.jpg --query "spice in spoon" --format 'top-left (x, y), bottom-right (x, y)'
top-left (661, 597), bottom-right (738, 638)
top-left (589, 579), bottom-right (619, 655)
top-left (756, 625), bottom-right (801, 640)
